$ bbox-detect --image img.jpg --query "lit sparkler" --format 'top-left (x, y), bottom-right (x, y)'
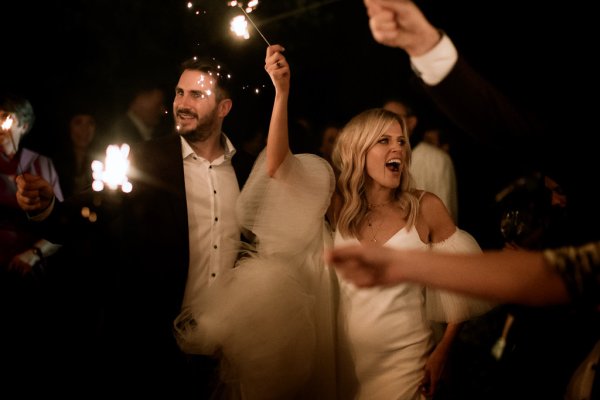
top-left (1, 114), bottom-right (18, 152)
top-left (1, 114), bottom-right (24, 175)
top-left (229, 1), bottom-right (270, 46)
top-left (91, 144), bottom-right (133, 193)
top-left (1, 115), bottom-right (13, 131)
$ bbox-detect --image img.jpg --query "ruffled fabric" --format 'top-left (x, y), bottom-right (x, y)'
top-left (426, 229), bottom-right (497, 322)
top-left (174, 151), bottom-right (339, 399)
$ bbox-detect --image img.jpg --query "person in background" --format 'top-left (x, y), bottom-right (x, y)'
top-left (433, 171), bottom-right (594, 400)
top-left (318, 120), bottom-right (342, 167)
top-left (106, 80), bottom-right (167, 146)
top-left (0, 92), bottom-right (63, 273)
top-left (53, 104), bottom-right (102, 198)
top-left (422, 127), bottom-right (451, 154)
top-left (0, 92), bottom-right (64, 396)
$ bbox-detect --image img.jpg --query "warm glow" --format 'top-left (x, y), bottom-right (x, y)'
top-left (228, 0), bottom-right (258, 12)
top-left (230, 15), bottom-right (250, 40)
top-left (91, 144), bottom-right (132, 192)
top-left (1, 115), bottom-right (13, 130)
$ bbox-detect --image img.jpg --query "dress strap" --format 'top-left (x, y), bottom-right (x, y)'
top-left (417, 190), bottom-right (426, 202)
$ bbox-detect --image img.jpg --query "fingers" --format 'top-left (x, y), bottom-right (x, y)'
top-left (364, 0), bottom-right (385, 17)
top-left (15, 173), bottom-right (51, 211)
top-left (16, 190), bottom-right (42, 211)
top-left (264, 44), bottom-right (288, 74)
top-left (265, 44), bottom-right (285, 59)
top-left (420, 371), bottom-right (433, 396)
top-left (325, 245), bottom-right (378, 287)
top-left (368, 8), bottom-right (401, 44)
top-left (16, 173), bottom-right (45, 190)
top-left (325, 244), bottom-right (361, 266)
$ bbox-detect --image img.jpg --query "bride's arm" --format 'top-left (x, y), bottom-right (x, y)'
top-left (264, 44), bottom-right (291, 177)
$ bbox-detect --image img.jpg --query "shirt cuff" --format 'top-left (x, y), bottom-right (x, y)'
top-left (410, 33), bottom-right (458, 86)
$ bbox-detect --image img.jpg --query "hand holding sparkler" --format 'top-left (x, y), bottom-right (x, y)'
top-left (15, 173), bottom-right (56, 214)
top-left (264, 44), bottom-right (289, 92)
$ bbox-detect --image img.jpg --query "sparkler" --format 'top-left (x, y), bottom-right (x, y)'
top-left (2, 115), bottom-right (18, 155)
top-left (229, 1), bottom-right (271, 46)
top-left (1, 115), bottom-right (24, 176)
top-left (91, 144), bottom-right (133, 193)
top-left (1, 115), bottom-right (13, 131)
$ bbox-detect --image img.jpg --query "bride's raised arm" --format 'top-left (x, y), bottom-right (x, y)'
top-left (264, 44), bottom-right (291, 177)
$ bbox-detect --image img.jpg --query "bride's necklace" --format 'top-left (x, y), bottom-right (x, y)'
top-left (366, 211), bottom-right (385, 243)
top-left (368, 200), bottom-right (391, 210)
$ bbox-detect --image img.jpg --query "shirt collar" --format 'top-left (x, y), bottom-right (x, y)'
top-left (180, 133), bottom-right (237, 161)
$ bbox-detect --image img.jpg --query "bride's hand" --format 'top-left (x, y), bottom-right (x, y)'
top-left (265, 44), bottom-right (290, 94)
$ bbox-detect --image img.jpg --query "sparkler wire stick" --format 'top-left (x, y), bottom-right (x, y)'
top-left (8, 134), bottom-right (23, 176)
top-left (237, 5), bottom-right (271, 46)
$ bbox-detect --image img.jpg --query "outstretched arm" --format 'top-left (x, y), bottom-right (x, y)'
top-left (264, 44), bottom-right (291, 177)
top-left (325, 245), bottom-right (571, 306)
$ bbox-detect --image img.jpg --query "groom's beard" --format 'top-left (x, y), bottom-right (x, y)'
top-left (176, 106), bottom-right (220, 142)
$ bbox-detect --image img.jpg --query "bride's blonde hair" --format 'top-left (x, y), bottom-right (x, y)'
top-left (332, 108), bottom-right (419, 238)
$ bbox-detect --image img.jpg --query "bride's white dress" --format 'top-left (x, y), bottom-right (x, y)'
top-left (174, 151), bottom-right (339, 399)
top-left (335, 225), bottom-right (494, 400)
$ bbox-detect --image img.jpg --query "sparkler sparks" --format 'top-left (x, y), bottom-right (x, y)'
top-left (1, 114), bottom-right (24, 175)
top-left (1, 115), bottom-right (13, 131)
top-left (91, 144), bottom-right (133, 193)
top-left (229, 1), bottom-right (270, 46)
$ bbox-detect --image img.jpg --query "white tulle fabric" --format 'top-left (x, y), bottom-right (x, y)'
top-left (174, 151), bottom-right (339, 399)
top-left (426, 229), bottom-right (497, 322)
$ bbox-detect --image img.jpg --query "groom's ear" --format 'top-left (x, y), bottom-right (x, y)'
top-left (218, 99), bottom-right (233, 118)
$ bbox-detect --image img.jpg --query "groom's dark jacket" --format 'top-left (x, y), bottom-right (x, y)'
top-left (38, 133), bottom-right (252, 394)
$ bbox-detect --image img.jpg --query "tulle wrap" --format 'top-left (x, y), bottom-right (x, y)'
top-left (174, 151), bottom-right (339, 399)
top-left (426, 229), bottom-right (497, 322)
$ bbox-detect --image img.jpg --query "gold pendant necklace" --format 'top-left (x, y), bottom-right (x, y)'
top-left (366, 212), bottom-right (384, 243)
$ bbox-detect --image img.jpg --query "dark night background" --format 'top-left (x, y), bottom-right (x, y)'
top-left (2, 0), bottom-right (598, 247)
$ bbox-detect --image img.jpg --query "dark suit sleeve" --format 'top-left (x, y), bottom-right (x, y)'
top-left (417, 56), bottom-right (546, 169)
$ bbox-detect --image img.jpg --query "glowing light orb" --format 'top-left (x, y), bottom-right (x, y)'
top-left (1, 115), bottom-right (13, 130)
top-left (91, 144), bottom-right (132, 193)
top-left (230, 15), bottom-right (250, 40)
top-left (228, 0), bottom-right (258, 13)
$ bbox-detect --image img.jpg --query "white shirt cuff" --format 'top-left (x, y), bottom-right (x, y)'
top-left (410, 33), bottom-right (458, 86)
